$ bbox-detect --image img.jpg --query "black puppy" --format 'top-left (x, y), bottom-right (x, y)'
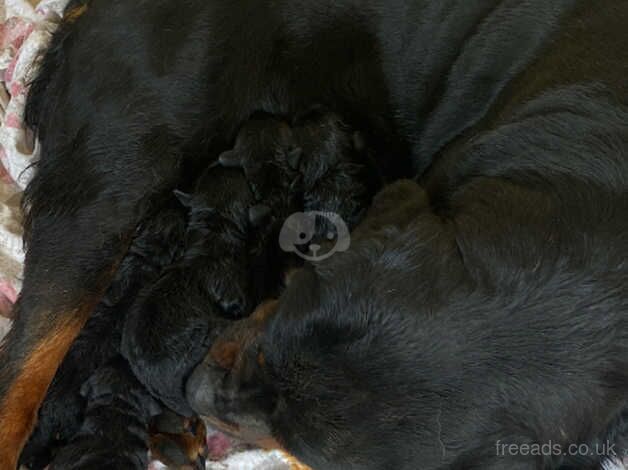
top-left (0, 1), bottom-right (626, 469)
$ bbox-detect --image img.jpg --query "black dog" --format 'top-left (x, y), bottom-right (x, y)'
top-left (0, 0), bottom-right (626, 469)
top-left (190, 178), bottom-right (628, 469)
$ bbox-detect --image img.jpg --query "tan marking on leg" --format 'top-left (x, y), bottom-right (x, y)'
top-left (254, 434), bottom-right (311, 469)
top-left (0, 313), bottom-right (87, 468)
top-left (150, 427), bottom-right (207, 464)
top-left (280, 452), bottom-right (313, 470)
top-left (65, 4), bottom-right (88, 23)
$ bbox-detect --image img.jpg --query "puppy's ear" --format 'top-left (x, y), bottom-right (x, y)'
top-left (173, 190), bottom-right (194, 208)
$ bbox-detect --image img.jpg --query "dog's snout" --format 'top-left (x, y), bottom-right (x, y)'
top-left (186, 361), bottom-right (223, 416)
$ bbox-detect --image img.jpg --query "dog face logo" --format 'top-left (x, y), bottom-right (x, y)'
top-left (279, 212), bottom-right (350, 261)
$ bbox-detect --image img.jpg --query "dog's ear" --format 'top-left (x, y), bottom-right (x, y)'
top-left (173, 190), bottom-right (194, 208)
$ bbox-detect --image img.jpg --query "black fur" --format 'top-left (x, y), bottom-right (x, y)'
top-left (0, 0), bottom-right (625, 469)
top-left (20, 107), bottom-right (377, 468)
top-left (20, 200), bottom-right (187, 468)
top-left (47, 359), bottom-right (160, 470)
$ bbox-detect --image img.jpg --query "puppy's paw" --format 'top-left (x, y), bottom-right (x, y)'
top-left (149, 412), bottom-right (207, 470)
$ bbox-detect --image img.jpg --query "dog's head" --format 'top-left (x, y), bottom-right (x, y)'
top-left (185, 243), bottom-right (445, 469)
top-left (185, 297), bottom-right (280, 448)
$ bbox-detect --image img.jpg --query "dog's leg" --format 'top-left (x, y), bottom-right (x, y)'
top-left (0, 233), bottom-right (133, 467)
top-left (20, 201), bottom-right (187, 469)
top-left (0, 279), bottom-right (117, 467)
top-left (0, 157), bottom-right (180, 468)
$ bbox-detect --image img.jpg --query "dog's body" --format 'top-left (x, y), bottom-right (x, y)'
top-left (195, 178), bottom-right (626, 469)
top-left (0, 0), bottom-right (626, 468)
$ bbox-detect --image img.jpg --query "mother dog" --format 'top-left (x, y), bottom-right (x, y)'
top-left (0, 0), bottom-right (627, 468)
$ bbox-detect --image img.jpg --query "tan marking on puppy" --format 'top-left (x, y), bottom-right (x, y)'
top-left (149, 419), bottom-right (207, 466)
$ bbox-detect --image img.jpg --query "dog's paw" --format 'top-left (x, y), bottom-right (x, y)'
top-left (149, 411), bottom-right (207, 470)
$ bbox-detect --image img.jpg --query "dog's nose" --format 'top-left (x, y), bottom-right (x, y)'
top-left (186, 361), bottom-right (223, 415)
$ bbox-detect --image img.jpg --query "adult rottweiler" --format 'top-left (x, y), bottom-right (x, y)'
top-left (0, 0), bottom-right (627, 469)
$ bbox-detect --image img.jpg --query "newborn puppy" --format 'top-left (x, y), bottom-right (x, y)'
top-left (46, 359), bottom-right (162, 470)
